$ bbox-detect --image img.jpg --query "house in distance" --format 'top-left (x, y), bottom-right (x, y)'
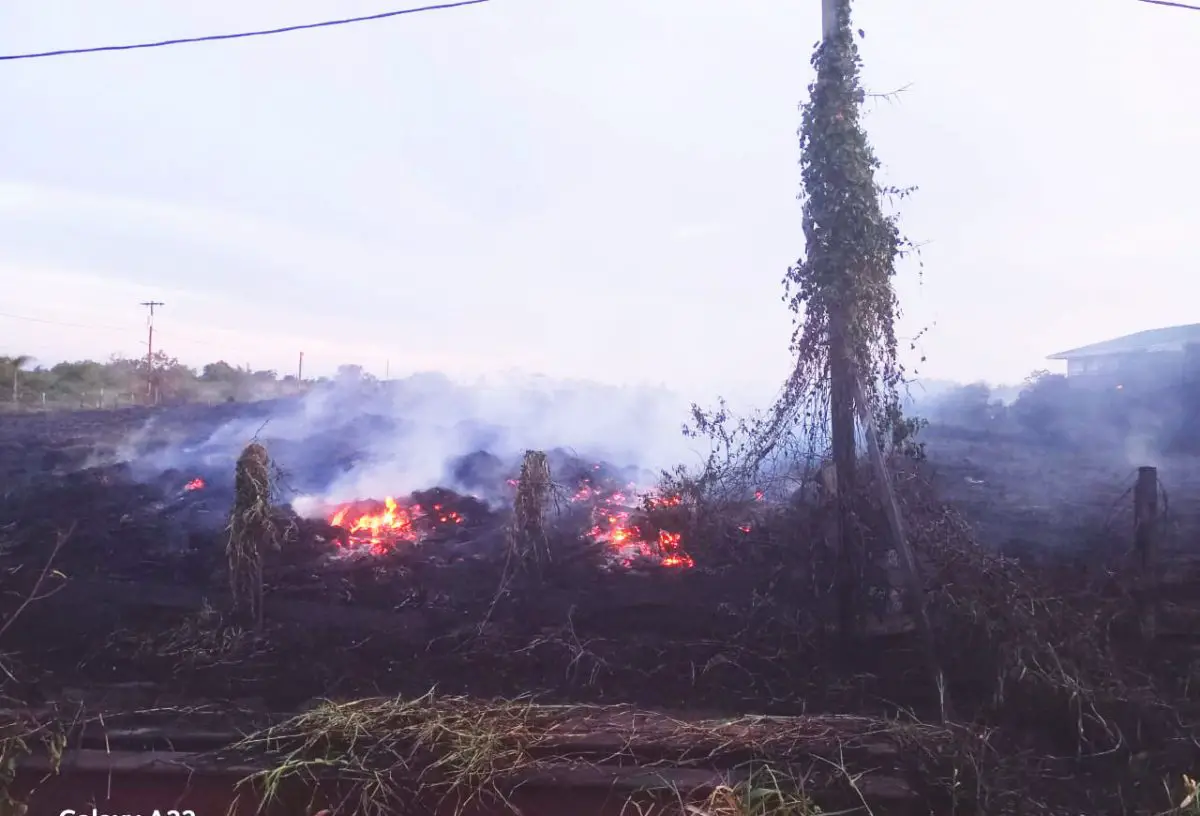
top-left (1048, 323), bottom-right (1200, 382)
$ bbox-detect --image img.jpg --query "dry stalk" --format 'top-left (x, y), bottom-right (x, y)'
top-left (507, 450), bottom-right (552, 569)
top-left (132, 601), bottom-right (269, 674)
top-left (0, 711), bottom-right (67, 816)
top-left (227, 442), bottom-right (278, 629)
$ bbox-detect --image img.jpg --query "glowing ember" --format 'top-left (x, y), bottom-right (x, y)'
top-left (326, 496), bottom-right (464, 554)
top-left (569, 476), bottom-right (692, 569)
top-left (657, 530), bottom-right (694, 568)
top-left (328, 497), bottom-right (419, 553)
top-left (183, 478), bottom-right (205, 491)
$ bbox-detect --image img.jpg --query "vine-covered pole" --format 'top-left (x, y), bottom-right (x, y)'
top-left (820, 0), bottom-right (861, 642)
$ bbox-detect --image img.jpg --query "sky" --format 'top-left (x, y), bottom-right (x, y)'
top-left (0, 0), bottom-right (1197, 403)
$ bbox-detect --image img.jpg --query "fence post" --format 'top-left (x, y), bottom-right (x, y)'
top-left (1134, 466), bottom-right (1159, 643)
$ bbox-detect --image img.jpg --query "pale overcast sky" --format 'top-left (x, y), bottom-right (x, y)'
top-left (0, 0), bottom-right (1196, 400)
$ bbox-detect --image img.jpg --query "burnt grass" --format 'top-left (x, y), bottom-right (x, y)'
top-left (6, 405), bottom-right (1200, 811)
top-left (0, 401), bottom-right (869, 715)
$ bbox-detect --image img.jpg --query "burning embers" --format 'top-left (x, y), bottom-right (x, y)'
top-left (327, 496), bottom-right (466, 554)
top-left (571, 480), bottom-right (694, 569)
top-left (320, 464), bottom-right (693, 569)
top-left (183, 477), bottom-right (206, 492)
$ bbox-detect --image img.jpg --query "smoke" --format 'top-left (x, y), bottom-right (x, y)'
top-left (112, 372), bottom-right (703, 514)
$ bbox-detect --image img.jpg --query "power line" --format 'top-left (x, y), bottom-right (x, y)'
top-left (0, 309), bottom-right (221, 349)
top-left (0, 310), bottom-right (140, 334)
top-left (1137, 0), bottom-right (1200, 10)
top-left (0, 0), bottom-right (490, 62)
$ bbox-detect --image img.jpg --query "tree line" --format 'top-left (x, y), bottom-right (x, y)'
top-left (0, 352), bottom-right (375, 410)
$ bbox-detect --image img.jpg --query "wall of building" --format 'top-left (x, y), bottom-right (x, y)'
top-left (1066, 350), bottom-right (1184, 383)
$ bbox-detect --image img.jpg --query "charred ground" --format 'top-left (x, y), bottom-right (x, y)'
top-left (5, 399), bottom-right (1200, 813)
top-left (0, 399), bottom-right (855, 715)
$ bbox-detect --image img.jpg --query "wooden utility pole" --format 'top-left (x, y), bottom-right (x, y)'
top-left (1134, 466), bottom-right (1159, 643)
top-left (856, 378), bottom-right (951, 721)
top-left (140, 301), bottom-right (164, 400)
top-left (298, 351), bottom-right (305, 381)
top-left (821, 0), bottom-right (861, 641)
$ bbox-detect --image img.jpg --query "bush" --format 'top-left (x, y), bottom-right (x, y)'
top-left (930, 382), bottom-right (1002, 430)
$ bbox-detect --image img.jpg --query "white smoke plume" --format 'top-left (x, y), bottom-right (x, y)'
top-left (112, 371), bottom-right (706, 513)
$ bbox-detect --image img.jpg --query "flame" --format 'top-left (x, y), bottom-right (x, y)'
top-left (329, 496), bottom-right (418, 553)
top-left (569, 476), bottom-right (692, 569)
top-left (183, 478), bottom-right (205, 491)
top-left (327, 496), bottom-right (464, 554)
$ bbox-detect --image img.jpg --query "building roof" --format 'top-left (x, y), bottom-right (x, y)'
top-left (1047, 323), bottom-right (1200, 360)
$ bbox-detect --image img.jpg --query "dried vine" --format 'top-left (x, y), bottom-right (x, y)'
top-left (766, 0), bottom-right (918, 460)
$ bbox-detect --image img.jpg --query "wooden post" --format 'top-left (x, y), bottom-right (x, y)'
top-left (821, 0), bottom-right (861, 643)
top-left (1134, 466), bottom-right (1159, 643)
top-left (855, 378), bottom-right (952, 722)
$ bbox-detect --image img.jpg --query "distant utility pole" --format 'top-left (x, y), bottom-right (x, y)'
top-left (298, 351), bottom-right (304, 381)
top-left (140, 300), bottom-right (164, 399)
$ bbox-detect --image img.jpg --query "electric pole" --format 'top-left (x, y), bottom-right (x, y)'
top-left (819, 0), bottom-right (861, 641)
top-left (140, 301), bottom-right (164, 401)
top-left (298, 351), bottom-right (304, 381)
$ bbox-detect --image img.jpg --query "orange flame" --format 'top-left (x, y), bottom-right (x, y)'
top-left (184, 478), bottom-right (205, 491)
top-left (570, 476), bottom-right (692, 569)
top-left (329, 496), bottom-right (417, 552)
top-left (327, 496), bottom-right (464, 553)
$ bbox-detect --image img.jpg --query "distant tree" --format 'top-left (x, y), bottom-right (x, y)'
top-left (1011, 371), bottom-right (1073, 441)
top-left (201, 361), bottom-right (242, 383)
top-left (2, 355), bottom-right (32, 403)
top-left (932, 382), bottom-right (998, 428)
top-left (0, 350), bottom-right (306, 411)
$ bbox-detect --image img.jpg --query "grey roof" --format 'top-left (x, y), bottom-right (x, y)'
top-left (1047, 323), bottom-right (1200, 360)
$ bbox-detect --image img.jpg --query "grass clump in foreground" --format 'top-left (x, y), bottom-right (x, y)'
top-left (644, 767), bottom-right (822, 816)
top-left (224, 692), bottom-right (985, 816)
top-left (226, 691), bottom-right (559, 816)
top-left (0, 712), bottom-right (67, 816)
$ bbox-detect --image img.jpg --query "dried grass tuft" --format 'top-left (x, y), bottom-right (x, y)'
top-left (224, 694), bottom-right (996, 816)
top-left (507, 450), bottom-right (552, 568)
top-left (658, 767), bottom-right (823, 816)
top-left (225, 692), bottom-right (558, 816)
top-left (0, 711), bottom-right (66, 816)
top-left (227, 442), bottom-right (278, 629)
top-left (131, 600), bottom-right (270, 674)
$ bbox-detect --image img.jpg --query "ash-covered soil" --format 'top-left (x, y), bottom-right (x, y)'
top-left (0, 399), bottom-right (886, 716)
top-left (920, 423), bottom-right (1200, 563)
top-left (7, 403), bottom-right (1200, 813)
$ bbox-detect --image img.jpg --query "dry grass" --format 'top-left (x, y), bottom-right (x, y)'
top-left (0, 708), bottom-right (68, 816)
top-left (0, 530), bottom-right (70, 815)
top-left (888, 464), bottom-right (1174, 756)
top-left (225, 692), bottom-right (557, 816)
top-left (622, 767), bottom-right (824, 816)
top-left (507, 450), bottom-right (552, 568)
top-left (223, 692), bottom-right (1000, 816)
top-left (125, 600), bottom-right (270, 675)
top-left (227, 441), bottom-right (278, 628)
